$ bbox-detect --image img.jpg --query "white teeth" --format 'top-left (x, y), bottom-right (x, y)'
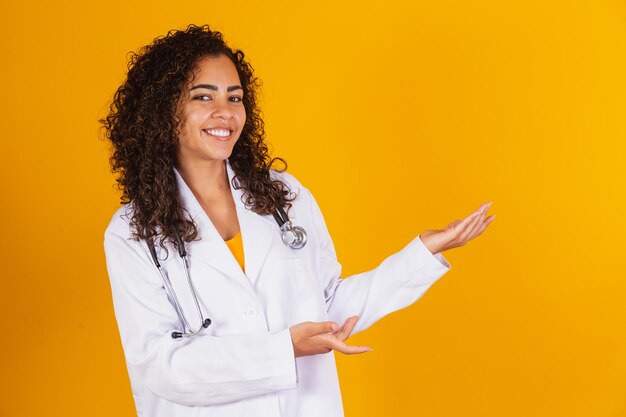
top-left (204, 129), bottom-right (231, 137)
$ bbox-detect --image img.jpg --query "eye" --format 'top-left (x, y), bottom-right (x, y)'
top-left (229, 96), bottom-right (243, 103)
top-left (193, 95), bottom-right (211, 101)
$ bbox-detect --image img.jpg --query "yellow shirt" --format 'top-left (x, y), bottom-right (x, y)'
top-left (225, 232), bottom-right (245, 273)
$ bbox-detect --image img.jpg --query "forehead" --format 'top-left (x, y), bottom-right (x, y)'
top-left (189, 54), bottom-right (241, 86)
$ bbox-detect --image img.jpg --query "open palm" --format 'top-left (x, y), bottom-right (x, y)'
top-left (420, 201), bottom-right (495, 254)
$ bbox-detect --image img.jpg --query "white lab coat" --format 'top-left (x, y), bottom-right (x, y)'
top-left (104, 159), bottom-right (451, 417)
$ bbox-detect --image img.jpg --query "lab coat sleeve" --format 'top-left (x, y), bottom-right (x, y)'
top-left (104, 224), bottom-right (297, 407)
top-left (305, 188), bottom-right (451, 335)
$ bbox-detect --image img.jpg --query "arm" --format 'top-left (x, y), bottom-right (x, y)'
top-left (104, 227), bottom-right (297, 406)
top-left (306, 189), bottom-right (451, 336)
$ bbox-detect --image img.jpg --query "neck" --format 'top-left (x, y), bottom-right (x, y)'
top-left (176, 159), bottom-right (230, 203)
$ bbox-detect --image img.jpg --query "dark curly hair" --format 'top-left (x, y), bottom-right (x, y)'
top-left (99, 24), bottom-right (295, 247)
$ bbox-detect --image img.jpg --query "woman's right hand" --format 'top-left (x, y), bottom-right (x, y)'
top-left (289, 316), bottom-right (373, 358)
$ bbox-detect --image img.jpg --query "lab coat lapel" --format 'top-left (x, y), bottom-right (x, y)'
top-left (174, 164), bottom-right (246, 285)
top-left (174, 161), bottom-right (275, 287)
top-left (226, 161), bottom-right (275, 286)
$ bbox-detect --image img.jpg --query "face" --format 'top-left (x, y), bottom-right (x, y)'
top-left (175, 54), bottom-right (246, 167)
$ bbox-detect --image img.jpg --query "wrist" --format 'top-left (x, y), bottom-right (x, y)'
top-left (419, 232), bottom-right (440, 254)
top-left (288, 326), bottom-right (302, 358)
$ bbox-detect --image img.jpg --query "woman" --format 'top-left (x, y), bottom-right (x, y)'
top-left (101, 24), bottom-right (495, 417)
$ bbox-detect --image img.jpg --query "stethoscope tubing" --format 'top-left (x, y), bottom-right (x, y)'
top-left (146, 207), bottom-right (306, 339)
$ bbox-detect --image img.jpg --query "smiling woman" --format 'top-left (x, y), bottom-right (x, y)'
top-left (177, 55), bottom-right (247, 166)
top-left (99, 23), bottom-right (492, 417)
top-left (99, 24), bottom-right (293, 249)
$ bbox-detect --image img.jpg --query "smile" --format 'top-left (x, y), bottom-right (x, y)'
top-left (203, 129), bottom-right (233, 140)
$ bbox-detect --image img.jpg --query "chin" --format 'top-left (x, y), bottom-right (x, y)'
top-left (206, 150), bottom-right (235, 161)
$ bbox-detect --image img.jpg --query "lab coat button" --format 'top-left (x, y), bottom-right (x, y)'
top-left (244, 307), bottom-right (258, 318)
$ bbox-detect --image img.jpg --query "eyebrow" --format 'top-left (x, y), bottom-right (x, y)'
top-left (190, 84), bottom-right (243, 92)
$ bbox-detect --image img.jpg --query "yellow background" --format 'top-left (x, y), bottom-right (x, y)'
top-left (1, 0), bottom-right (625, 416)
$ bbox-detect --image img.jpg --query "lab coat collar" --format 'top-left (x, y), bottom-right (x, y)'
top-left (172, 159), bottom-right (275, 286)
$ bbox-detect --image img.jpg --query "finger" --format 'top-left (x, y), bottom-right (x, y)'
top-left (458, 205), bottom-right (486, 229)
top-left (452, 211), bottom-right (482, 240)
top-left (328, 338), bottom-right (373, 355)
top-left (463, 211), bottom-right (496, 244)
top-left (469, 202), bottom-right (492, 219)
top-left (335, 316), bottom-right (360, 341)
top-left (461, 207), bottom-right (489, 241)
top-left (447, 220), bottom-right (463, 229)
top-left (443, 219), bottom-right (463, 234)
top-left (471, 215), bottom-right (496, 238)
top-left (466, 203), bottom-right (494, 239)
top-left (459, 202), bottom-right (492, 237)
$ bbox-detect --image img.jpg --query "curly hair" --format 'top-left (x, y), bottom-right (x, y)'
top-left (99, 24), bottom-right (295, 247)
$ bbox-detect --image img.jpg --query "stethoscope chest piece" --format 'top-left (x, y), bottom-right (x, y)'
top-left (280, 222), bottom-right (307, 249)
top-left (274, 207), bottom-right (307, 250)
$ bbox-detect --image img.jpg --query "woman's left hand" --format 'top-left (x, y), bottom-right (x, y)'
top-left (419, 201), bottom-right (495, 255)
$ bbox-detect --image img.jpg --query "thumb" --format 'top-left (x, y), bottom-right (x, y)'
top-left (445, 220), bottom-right (462, 231)
top-left (313, 321), bottom-right (339, 334)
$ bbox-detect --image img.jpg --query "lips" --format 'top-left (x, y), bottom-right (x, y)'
top-left (202, 128), bottom-right (234, 140)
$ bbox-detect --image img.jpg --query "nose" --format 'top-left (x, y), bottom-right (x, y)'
top-left (212, 99), bottom-right (234, 120)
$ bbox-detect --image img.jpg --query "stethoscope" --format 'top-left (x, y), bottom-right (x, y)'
top-left (146, 206), bottom-right (307, 339)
